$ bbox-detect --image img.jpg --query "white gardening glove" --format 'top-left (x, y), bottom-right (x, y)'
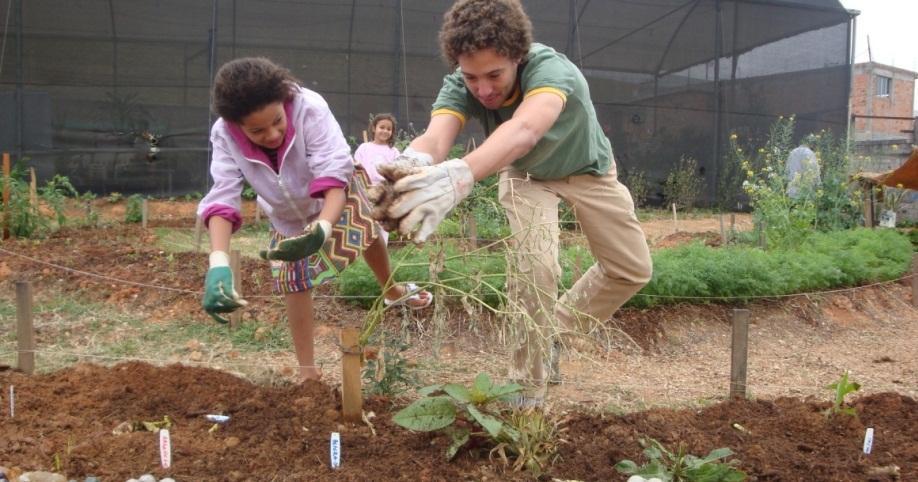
top-left (378, 146), bottom-right (433, 182)
top-left (387, 159), bottom-right (474, 243)
top-left (259, 220), bottom-right (332, 261)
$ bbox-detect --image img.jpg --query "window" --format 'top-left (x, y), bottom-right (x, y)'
top-left (876, 75), bottom-right (891, 97)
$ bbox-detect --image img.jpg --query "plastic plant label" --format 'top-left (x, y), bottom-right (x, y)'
top-left (330, 432), bottom-right (341, 469)
top-left (205, 414), bottom-right (231, 423)
top-left (863, 427), bottom-right (874, 454)
top-left (160, 428), bottom-right (172, 468)
top-left (8, 386), bottom-right (14, 418)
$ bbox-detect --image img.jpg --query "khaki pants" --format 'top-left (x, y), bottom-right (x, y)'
top-left (498, 162), bottom-right (652, 385)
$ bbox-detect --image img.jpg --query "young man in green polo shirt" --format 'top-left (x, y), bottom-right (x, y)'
top-left (379, 0), bottom-right (653, 400)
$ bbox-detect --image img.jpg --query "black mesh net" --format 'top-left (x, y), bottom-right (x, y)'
top-left (0, 0), bottom-right (852, 201)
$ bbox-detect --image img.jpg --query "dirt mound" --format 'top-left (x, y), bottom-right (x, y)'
top-left (0, 363), bottom-right (913, 481)
top-left (653, 230), bottom-right (723, 249)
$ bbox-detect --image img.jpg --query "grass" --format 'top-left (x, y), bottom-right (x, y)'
top-left (0, 291), bottom-right (296, 381)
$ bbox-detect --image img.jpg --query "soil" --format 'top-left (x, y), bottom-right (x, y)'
top-left (0, 200), bottom-right (915, 481)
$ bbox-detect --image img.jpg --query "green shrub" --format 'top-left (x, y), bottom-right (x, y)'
top-left (0, 165), bottom-right (77, 238)
top-left (664, 155), bottom-right (703, 211)
top-left (125, 194), bottom-right (144, 223)
top-left (630, 228), bottom-right (912, 308)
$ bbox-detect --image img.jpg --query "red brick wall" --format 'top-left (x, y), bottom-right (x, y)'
top-left (852, 65), bottom-right (916, 140)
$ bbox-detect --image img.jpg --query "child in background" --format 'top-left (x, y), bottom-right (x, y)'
top-left (198, 58), bottom-right (431, 382)
top-left (354, 113), bottom-right (400, 242)
top-left (354, 113), bottom-right (400, 185)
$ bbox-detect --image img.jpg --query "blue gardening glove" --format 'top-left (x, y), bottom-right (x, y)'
top-left (259, 220), bottom-right (332, 261)
top-left (388, 158), bottom-right (474, 243)
top-left (202, 251), bottom-right (248, 324)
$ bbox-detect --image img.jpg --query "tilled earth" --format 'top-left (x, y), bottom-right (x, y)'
top-left (0, 213), bottom-right (916, 480)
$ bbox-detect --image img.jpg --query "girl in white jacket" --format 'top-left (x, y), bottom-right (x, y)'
top-left (198, 58), bottom-right (431, 381)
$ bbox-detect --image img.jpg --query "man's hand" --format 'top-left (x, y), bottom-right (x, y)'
top-left (202, 251), bottom-right (248, 324)
top-left (259, 220), bottom-right (332, 261)
top-left (378, 146), bottom-right (433, 182)
top-left (387, 159), bottom-right (474, 243)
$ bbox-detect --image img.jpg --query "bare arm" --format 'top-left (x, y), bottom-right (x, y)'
top-left (317, 187), bottom-right (346, 225)
top-left (463, 92), bottom-right (564, 181)
top-left (408, 114), bottom-right (463, 163)
top-left (208, 216), bottom-right (234, 253)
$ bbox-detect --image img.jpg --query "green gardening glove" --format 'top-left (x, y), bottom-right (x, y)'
top-left (202, 251), bottom-right (248, 324)
top-left (259, 220), bottom-right (332, 262)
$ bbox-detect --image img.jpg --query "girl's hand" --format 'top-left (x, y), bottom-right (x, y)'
top-left (259, 220), bottom-right (332, 261)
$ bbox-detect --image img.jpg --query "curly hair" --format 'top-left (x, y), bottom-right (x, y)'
top-left (439, 0), bottom-right (532, 68)
top-left (212, 57), bottom-right (299, 123)
top-left (368, 113), bottom-right (397, 147)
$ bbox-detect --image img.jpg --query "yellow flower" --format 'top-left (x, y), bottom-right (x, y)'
top-left (730, 133), bottom-right (738, 140)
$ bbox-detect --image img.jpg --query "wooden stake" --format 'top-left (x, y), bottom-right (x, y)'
top-left (229, 250), bottom-right (242, 328)
top-left (671, 203), bottom-right (678, 233)
top-left (719, 213), bottom-right (726, 244)
top-left (254, 203), bottom-right (261, 223)
top-left (16, 281), bottom-right (35, 375)
top-left (863, 183), bottom-right (875, 228)
top-left (141, 199), bottom-right (149, 229)
top-left (912, 253), bottom-right (918, 308)
top-left (2, 152), bottom-right (10, 239)
top-left (29, 168), bottom-right (37, 216)
top-left (194, 216), bottom-right (204, 253)
top-left (340, 327), bottom-right (363, 422)
top-left (730, 309), bottom-right (750, 399)
top-left (362, 130), bottom-right (368, 143)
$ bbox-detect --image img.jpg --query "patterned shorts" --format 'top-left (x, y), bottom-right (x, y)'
top-left (269, 166), bottom-right (381, 294)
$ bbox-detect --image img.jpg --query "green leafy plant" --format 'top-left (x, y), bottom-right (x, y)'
top-left (615, 438), bottom-right (746, 482)
top-left (824, 370), bottom-right (861, 417)
top-left (242, 182), bottom-right (257, 200)
top-left (664, 155), bottom-right (703, 212)
top-left (362, 338), bottom-right (419, 397)
top-left (0, 164), bottom-right (77, 237)
top-left (622, 168), bottom-right (651, 208)
top-left (490, 407), bottom-right (564, 476)
top-left (125, 194), bottom-right (144, 223)
top-left (80, 192), bottom-right (99, 226)
top-left (392, 373), bottom-right (524, 460)
top-left (106, 192), bottom-right (123, 203)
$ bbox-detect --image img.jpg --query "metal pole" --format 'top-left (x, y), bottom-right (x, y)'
top-left (204, 0), bottom-right (218, 192)
top-left (15, 0), bottom-right (23, 160)
top-left (712, 0), bottom-right (723, 206)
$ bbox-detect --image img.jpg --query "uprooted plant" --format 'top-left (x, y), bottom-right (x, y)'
top-left (393, 373), bottom-right (561, 474)
top-left (615, 438), bottom-right (747, 482)
top-left (823, 370), bottom-right (861, 417)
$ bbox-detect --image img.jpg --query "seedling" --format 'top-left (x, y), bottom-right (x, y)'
top-left (393, 373), bottom-right (525, 460)
top-left (824, 370), bottom-right (861, 417)
top-left (362, 339), bottom-right (419, 397)
top-left (615, 438), bottom-right (746, 482)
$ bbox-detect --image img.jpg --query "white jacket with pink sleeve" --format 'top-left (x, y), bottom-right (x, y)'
top-left (196, 86), bottom-right (353, 237)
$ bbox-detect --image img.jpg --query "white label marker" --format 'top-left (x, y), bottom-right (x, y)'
top-left (330, 432), bottom-right (341, 469)
top-left (863, 427), bottom-right (874, 455)
top-left (9, 386), bottom-right (14, 418)
top-left (160, 429), bottom-right (172, 468)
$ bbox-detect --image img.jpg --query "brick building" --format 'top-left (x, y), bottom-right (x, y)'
top-left (851, 62), bottom-right (917, 141)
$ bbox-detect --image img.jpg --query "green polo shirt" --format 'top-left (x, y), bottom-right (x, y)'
top-left (431, 43), bottom-right (612, 180)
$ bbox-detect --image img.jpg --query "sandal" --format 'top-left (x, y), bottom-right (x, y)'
top-left (384, 283), bottom-right (433, 310)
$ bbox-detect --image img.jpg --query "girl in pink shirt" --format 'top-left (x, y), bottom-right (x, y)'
top-left (199, 59), bottom-right (431, 382)
top-left (354, 113), bottom-right (400, 241)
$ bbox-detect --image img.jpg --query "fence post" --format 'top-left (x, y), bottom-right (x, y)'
top-left (229, 250), bottom-right (242, 328)
top-left (340, 327), bottom-right (363, 422)
top-left (671, 203), bottom-right (678, 233)
top-left (2, 152), bottom-right (10, 239)
top-left (912, 253), bottom-right (918, 309)
top-left (194, 216), bottom-right (204, 252)
top-left (16, 281), bottom-right (35, 375)
top-left (29, 168), bottom-right (37, 216)
top-left (730, 309), bottom-right (750, 399)
top-left (141, 199), bottom-right (149, 229)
